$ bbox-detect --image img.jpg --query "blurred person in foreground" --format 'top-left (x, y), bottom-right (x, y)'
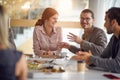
top-left (0, 5), bottom-right (27, 80)
top-left (59, 9), bottom-right (107, 56)
top-left (33, 7), bottom-right (62, 56)
top-left (73, 7), bottom-right (120, 73)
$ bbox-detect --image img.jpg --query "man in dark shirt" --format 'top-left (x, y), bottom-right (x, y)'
top-left (73, 7), bottom-right (120, 73)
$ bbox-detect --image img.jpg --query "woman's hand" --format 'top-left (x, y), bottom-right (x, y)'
top-left (43, 50), bottom-right (55, 55)
top-left (47, 51), bottom-right (55, 55)
top-left (58, 42), bottom-right (71, 49)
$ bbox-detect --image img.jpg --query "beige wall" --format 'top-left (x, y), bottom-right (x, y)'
top-left (11, 19), bottom-right (81, 28)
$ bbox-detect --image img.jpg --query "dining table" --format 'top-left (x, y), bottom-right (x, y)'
top-left (27, 56), bottom-right (120, 80)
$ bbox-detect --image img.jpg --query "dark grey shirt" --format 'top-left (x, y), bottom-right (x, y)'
top-left (90, 35), bottom-right (120, 73)
top-left (9, 28), bottom-right (16, 50)
top-left (69, 26), bottom-right (107, 56)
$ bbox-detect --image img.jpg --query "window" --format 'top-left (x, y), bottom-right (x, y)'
top-left (1, 0), bottom-right (89, 21)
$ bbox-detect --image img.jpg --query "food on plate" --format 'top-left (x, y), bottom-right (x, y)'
top-left (41, 66), bottom-right (65, 73)
top-left (27, 59), bottom-right (65, 73)
top-left (27, 60), bottom-right (45, 70)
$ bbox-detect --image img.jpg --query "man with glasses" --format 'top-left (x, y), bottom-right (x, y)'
top-left (59, 9), bottom-right (107, 56)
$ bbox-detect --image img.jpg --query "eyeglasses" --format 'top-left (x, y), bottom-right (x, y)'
top-left (80, 17), bottom-right (92, 21)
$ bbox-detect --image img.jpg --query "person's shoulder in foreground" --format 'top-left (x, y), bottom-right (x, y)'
top-left (0, 5), bottom-right (27, 80)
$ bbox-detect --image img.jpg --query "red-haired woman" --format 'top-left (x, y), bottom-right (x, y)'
top-left (33, 8), bottom-right (62, 56)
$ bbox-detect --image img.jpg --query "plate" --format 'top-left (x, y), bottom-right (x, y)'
top-left (27, 57), bottom-right (67, 73)
top-left (38, 55), bottom-right (63, 59)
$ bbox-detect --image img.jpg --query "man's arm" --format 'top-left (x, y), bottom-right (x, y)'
top-left (90, 36), bottom-right (120, 73)
top-left (90, 52), bottom-right (120, 73)
top-left (81, 29), bottom-right (107, 56)
top-left (69, 45), bottom-right (81, 53)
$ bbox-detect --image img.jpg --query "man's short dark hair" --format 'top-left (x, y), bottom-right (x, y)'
top-left (81, 9), bottom-right (94, 19)
top-left (106, 7), bottom-right (120, 25)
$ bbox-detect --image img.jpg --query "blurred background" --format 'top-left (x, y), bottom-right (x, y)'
top-left (0, 0), bottom-right (120, 54)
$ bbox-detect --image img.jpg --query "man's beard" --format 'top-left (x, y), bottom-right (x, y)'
top-left (107, 24), bottom-right (114, 34)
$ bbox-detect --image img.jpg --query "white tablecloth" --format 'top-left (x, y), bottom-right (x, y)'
top-left (27, 59), bottom-right (120, 80)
